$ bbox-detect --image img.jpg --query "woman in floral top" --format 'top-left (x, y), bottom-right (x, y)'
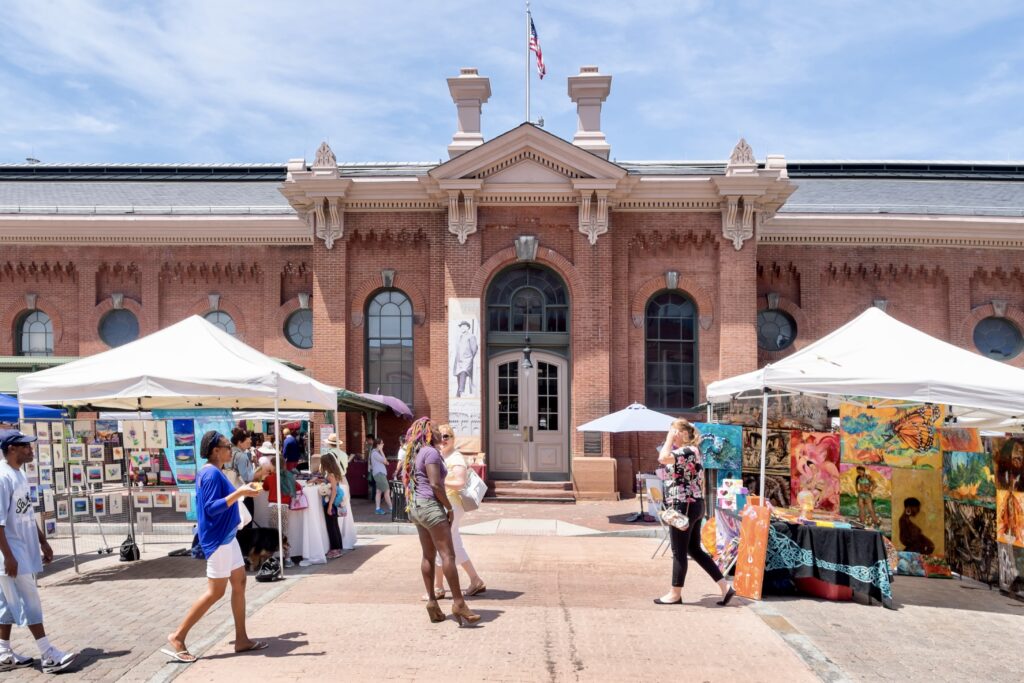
top-left (654, 419), bottom-right (735, 606)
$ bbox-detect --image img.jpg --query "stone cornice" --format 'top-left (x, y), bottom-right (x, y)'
top-left (0, 215), bottom-right (310, 245)
top-left (760, 213), bottom-right (1024, 249)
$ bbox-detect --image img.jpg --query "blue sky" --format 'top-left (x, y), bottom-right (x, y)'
top-left (1, 0), bottom-right (1023, 164)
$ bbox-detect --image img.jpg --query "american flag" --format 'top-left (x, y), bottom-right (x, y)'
top-left (529, 14), bottom-right (546, 79)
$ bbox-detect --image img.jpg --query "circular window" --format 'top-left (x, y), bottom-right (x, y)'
top-left (757, 309), bottom-right (797, 351)
top-left (285, 309), bottom-right (313, 349)
top-left (99, 309), bottom-right (139, 348)
top-left (204, 310), bottom-right (237, 336)
top-left (973, 316), bottom-right (1023, 360)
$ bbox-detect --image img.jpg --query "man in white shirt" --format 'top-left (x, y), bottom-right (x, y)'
top-left (0, 429), bottom-right (76, 674)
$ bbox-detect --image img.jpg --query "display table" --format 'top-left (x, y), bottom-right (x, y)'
top-left (290, 481), bottom-right (328, 565)
top-left (764, 521), bottom-right (894, 608)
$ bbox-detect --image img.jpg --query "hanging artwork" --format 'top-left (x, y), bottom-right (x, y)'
top-left (92, 495), bottom-right (106, 516)
top-left (716, 394), bottom-right (829, 431)
top-left (175, 466), bottom-right (196, 485)
top-left (944, 500), bottom-right (998, 583)
top-left (998, 543), bottom-right (1024, 598)
top-left (68, 464), bottom-right (84, 487)
top-left (891, 468), bottom-right (944, 556)
top-left (87, 444), bottom-right (105, 462)
top-left (108, 493), bottom-right (124, 516)
top-left (996, 490), bottom-right (1024, 548)
top-left (741, 428), bottom-right (791, 474)
top-left (715, 508), bottom-right (742, 573)
top-left (154, 492), bottom-right (173, 508)
top-left (56, 500), bottom-right (68, 519)
top-left (122, 421), bottom-right (145, 449)
top-left (742, 473), bottom-right (791, 508)
top-left (67, 444), bottom-right (85, 462)
top-left (39, 466), bottom-right (53, 486)
top-left (693, 423), bottom-right (742, 470)
top-left (35, 422), bottom-right (50, 442)
top-left (840, 402), bottom-right (943, 469)
top-left (173, 419), bottom-right (195, 448)
top-left (50, 423), bottom-right (63, 443)
top-left (839, 463), bottom-right (892, 534)
top-left (72, 497), bottom-right (89, 517)
top-left (942, 451), bottom-right (995, 508)
top-left (938, 427), bottom-right (983, 453)
top-left (129, 451), bottom-right (152, 471)
top-left (135, 492), bottom-right (153, 508)
top-left (790, 432), bottom-right (841, 512)
top-left (176, 491), bottom-right (192, 513)
top-left (37, 444), bottom-right (52, 466)
top-left (144, 421), bottom-right (168, 450)
top-left (86, 465), bottom-right (104, 483)
top-left (992, 437), bottom-right (1024, 492)
top-left (94, 420), bottom-right (119, 442)
top-left (20, 423), bottom-right (35, 438)
top-left (104, 463), bottom-right (122, 482)
top-left (72, 420), bottom-right (93, 441)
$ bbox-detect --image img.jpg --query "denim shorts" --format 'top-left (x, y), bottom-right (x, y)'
top-left (409, 497), bottom-right (448, 529)
top-left (0, 573), bottom-right (44, 626)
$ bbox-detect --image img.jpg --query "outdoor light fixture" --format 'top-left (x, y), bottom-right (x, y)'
top-left (521, 335), bottom-right (533, 376)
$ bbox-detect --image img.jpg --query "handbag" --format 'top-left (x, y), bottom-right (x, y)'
top-left (659, 502), bottom-right (691, 532)
top-left (459, 468), bottom-right (488, 512)
top-left (119, 535), bottom-right (140, 562)
top-left (224, 466), bottom-right (243, 489)
top-left (255, 557), bottom-right (282, 582)
top-left (237, 500), bottom-right (252, 529)
top-left (289, 489), bottom-right (309, 511)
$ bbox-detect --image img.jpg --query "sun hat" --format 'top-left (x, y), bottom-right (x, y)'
top-left (257, 440), bottom-right (278, 455)
top-left (325, 433), bottom-right (342, 447)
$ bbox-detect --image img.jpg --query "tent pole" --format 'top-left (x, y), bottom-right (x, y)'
top-left (274, 397), bottom-right (284, 578)
top-left (759, 390), bottom-right (769, 506)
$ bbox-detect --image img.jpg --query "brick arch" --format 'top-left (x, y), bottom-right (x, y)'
top-left (629, 274), bottom-right (715, 328)
top-left (470, 246), bottom-right (584, 305)
top-left (186, 296), bottom-right (250, 343)
top-left (958, 303), bottom-right (1024, 369)
top-left (350, 273), bottom-right (427, 325)
top-left (272, 297), bottom-right (315, 357)
top-left (85, 296), bottom-right (144, 353)
top-left (756, 295), bottom-right (811, 363)
top-left (1, 296), bottom-right (66, 355)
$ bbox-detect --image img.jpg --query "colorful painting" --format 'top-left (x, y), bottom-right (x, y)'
top-left (72, 497), bottom-right (89, 516)
top-left (37, 443), bottom-right (52, 465)
top-left (839, 463), bottom-right (892, 534)
top-left (129, 451), bottom-right (152, 471)
top-left (35, 422), bottom-right (50, 441)
top-left (154, 492), bottom-right (173, 508)
top-left (87, 444), bottom-right (105, 462)
top-left (693, 423), bottom-right (742, 470)
top-left (104, 463), bottom-right (122, 482)
top-left (840, 402), bottom-right (943, 469)
top-left (892, 468), bottom-right (944, 555)
top-left (174, 449), bottom-right (195, 465)
top-left (734, 503), bottom-right (772, 600)
top-left (144, 421), bottom-right (168, 450)
top-left (134, 492), bottom-right (153, 508)
top-left (159, 471), bottom-right (175, 485)
top-left (86, 465), bottom-right (104, 483)
top-left (24, 461), bottom-right (38, 479)
top-left (943, 451), bottom-right (995, 508)
top-left (992, 437), bottom-right (1024, 492)
top-left (122, 421), bottom-right (145, 449)
top-left (790, 431), bottom-right (841, 512)
top-left (897, 551), bottom-right (926, 577)
top-left (176, 491), bottom-right (192, 513)
top-left (715, 508), bottom-right (742, 573)
top-left (72, 420), bottom-right (93, 440)
top-left (112, 447), bottom-right (124, 459)
top-left (998, 543), bottom-right (1024, 598)
top-left (997, 490), bottom-right (1024, 548)
top-left (92, 495), bottom-right (106, 516)
top-left (50, 422), bottom-right (63, 443)
top-left (68, 464), bottom-right (84, 486)
top-left (938, 427), bottom-right (983, 453)
top-left (742, 428), bottom-right (791, 474)
top-left (716, 394), bottom-right (829, 431)
top-left (67, 444), bottom-right (85, 462)
top-left (39, 466), bottom-right (53, 486)
top-left (56, 499), bottom-right (69, 519)
top-left (45, 519), bottom-right (56, 536)
top-left (742, 473), bottom-right (791, 508)
top-left (944, 500), bottom-right (998, 583)
top-left (175, 466), bottom-right (196, 485)
top-left (94, 420), bottom-right (119, 441)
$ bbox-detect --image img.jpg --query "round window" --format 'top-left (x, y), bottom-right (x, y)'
top-left (99, 309), bottom-right (140, 348)
top-left (285, 309), bottom-right (313, 349)
top-left (973, 316), bottom-right (1023, 360)
top-left (204, 310), bottom-right (237, 336)
top-left (757, 310), bottom-right (797, 351)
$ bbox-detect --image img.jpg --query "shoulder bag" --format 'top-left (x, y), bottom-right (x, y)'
top-left (659, 501), bottom-right (691, 532)
top-left (119, 535), bottom-right (140, 562)
top-left (289, 488), bottom-right (309, 511)
top-left (459, 468), bottom-right (488, 512)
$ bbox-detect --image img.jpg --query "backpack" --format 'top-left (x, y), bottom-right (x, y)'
top-left (255, 557), bottom-right (282, 582)
top-left (119, 535), bottom-right (140, 562)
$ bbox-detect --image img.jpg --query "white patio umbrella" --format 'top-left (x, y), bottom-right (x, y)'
top-left (577, 403), bottom-right (676, 521)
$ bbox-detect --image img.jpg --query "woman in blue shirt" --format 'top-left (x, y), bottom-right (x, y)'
top-left (164, 431), bottom-right (266, 663)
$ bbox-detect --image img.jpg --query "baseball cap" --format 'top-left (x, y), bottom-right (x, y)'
top-left (0, 429), bottom-right (38, 452)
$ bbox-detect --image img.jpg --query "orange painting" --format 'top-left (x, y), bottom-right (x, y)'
top-left (997, 490), bottom-right (1024, 548)
top-left (938, 428), bottom-right (983, 454)
top-left (734, 504), bottom-right (771, 600)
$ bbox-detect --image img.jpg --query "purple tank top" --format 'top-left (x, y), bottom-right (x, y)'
top-left (413, 445), bottom-right (447, 499)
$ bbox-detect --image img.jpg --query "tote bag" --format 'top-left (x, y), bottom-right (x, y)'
top-left (460, 469), bottom-right (488, 512)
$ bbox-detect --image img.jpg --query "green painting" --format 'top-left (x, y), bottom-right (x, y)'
top-left (943, 451), bottom-right (996, 509)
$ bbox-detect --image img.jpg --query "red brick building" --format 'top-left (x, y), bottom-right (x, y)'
top-left (3, 67), bottom-right (1023, 498)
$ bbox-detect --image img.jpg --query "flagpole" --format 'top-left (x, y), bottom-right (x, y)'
top-left (525, 1), bottom-right (531, 123)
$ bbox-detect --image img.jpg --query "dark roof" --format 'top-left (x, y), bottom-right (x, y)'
top-left (780, 178), bottom-right (1024, 217)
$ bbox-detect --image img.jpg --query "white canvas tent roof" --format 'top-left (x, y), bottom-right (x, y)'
top-left (17, 315), bottom-right (338, 410)
top-left (707, 307), bottom-right (1024, 430)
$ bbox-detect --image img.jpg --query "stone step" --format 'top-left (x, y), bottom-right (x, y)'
top-left (488, 487), bottom-right (576, 503)
top-left (490, 480), bottom-right (573, 491)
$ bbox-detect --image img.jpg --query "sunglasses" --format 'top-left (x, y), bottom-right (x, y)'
top-left (440, 434), bottom-right (452, 441)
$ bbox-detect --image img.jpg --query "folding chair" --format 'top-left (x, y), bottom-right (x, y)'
top-left (649, 486), bottom-right (671, 559)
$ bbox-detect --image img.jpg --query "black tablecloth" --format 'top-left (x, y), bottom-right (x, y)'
top-left (764, 521), bottom-right (894, 608)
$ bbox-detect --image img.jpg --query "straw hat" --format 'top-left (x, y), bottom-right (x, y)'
top-left (325, 433), bottom-right (342, 447)
top-left (257, 440), bottom-right (277, 455)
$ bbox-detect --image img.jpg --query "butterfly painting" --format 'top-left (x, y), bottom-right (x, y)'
top-left (841, 402), bottom-right (943, 469)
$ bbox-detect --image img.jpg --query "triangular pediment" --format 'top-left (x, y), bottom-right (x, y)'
top-left (430, 123), bottom-right (627, 183)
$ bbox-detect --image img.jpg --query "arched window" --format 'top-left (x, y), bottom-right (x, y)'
top-left (204, 310), bottom-right (237, 336)
top-left (284, 309), bottom-right (313, 349)
top-left (99, 309), bottom-right (140, 348)
top-left (486, 265), bottom-right (568, 333)
top-left (16, 310), bottom-right (54, 357)
top-left (366, 290), bottom-right (413, 406)
top-left (645, 292), bottom-right (697, 411)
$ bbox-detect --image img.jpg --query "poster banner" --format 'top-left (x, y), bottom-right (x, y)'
top-left (448, 297), bottom-right (482, 453)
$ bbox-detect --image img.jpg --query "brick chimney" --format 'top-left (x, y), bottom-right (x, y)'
top-left (447, 68), bottom-right (492, 158)
top-left (567, 66), bottom-right (612, 159)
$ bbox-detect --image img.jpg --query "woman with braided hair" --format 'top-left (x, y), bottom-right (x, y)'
top-left (401, 417), bottom-right (481, 627)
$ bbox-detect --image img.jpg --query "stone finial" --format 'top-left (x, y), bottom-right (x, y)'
top-left (447, 68), bottom-right (492, 158)
top-left (208, 293), bottom-right (220, 312)
top-left (567, 66), bottom-right (612, 159)
top-left (766, 292), bottom-right (780, 310)
top-left (111, 292), bottom-right (125, 310)
top-left (297, 292), bottom-right (311, 310)
top-left (24, 293), bottom-right (38, 310)
top-left (381, 269), bottom-right (396, 289)
top-left (993, 299), bottom-right (1008, 317)
top-left (515, 236), bottom-right (539, 262)
top-left (313, 142), bottom-right (337, 169)
top-left (665, 271), bottom-right (679, 291)
top-left (729, 138), bottom-right (756, 165)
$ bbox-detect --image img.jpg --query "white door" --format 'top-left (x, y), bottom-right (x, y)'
top-left (488, 351), bottom-right (568, 479)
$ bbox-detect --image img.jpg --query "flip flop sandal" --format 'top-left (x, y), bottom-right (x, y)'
top-left (237, 640), bottom-right (269, 653)
top-left (160, 649), bottom-right (197, 663)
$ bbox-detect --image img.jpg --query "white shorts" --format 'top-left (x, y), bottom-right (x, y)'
top-left (0, 573), bottom-right (44, 626)
top-left (206, 539), bottom-right (244, 579)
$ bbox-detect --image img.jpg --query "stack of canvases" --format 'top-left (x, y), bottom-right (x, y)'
top-left (941, 429), bottom-right (997, 583)
top-left (993, 436), bottom-right (1024, 598)
top-left (840, 403), bottom-right (951, 578)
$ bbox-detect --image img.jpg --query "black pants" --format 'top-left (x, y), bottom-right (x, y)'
top-left (324, 502), bottom-right (343, 551)
top-left (669, 499), bottom-right (723, 588)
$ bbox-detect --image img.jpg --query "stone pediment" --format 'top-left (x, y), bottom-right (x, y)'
top-left (478, 157), bottom-right (576, 186)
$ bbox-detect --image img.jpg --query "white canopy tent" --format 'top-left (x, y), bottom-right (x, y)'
top-left (707, 307), bottom-right (1024, 503)
top-left (17, 315), bottom-right (341, 574)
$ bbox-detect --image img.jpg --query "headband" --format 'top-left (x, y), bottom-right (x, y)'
top-left (206, 431), bottom-right (223, 456)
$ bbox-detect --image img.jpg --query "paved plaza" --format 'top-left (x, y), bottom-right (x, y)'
top-left (1, 501), bottom-right (1023, 681)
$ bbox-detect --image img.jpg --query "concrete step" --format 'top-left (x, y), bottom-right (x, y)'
top-left (488, 485), bottom-right (576, 503)
top-left (492, 480), bottom-right (573, 491)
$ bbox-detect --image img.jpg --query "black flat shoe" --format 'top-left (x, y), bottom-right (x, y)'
top-left (653, 597), bottom-right (682, 605)
top-left (717, 587), bottom-right (736, 606)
